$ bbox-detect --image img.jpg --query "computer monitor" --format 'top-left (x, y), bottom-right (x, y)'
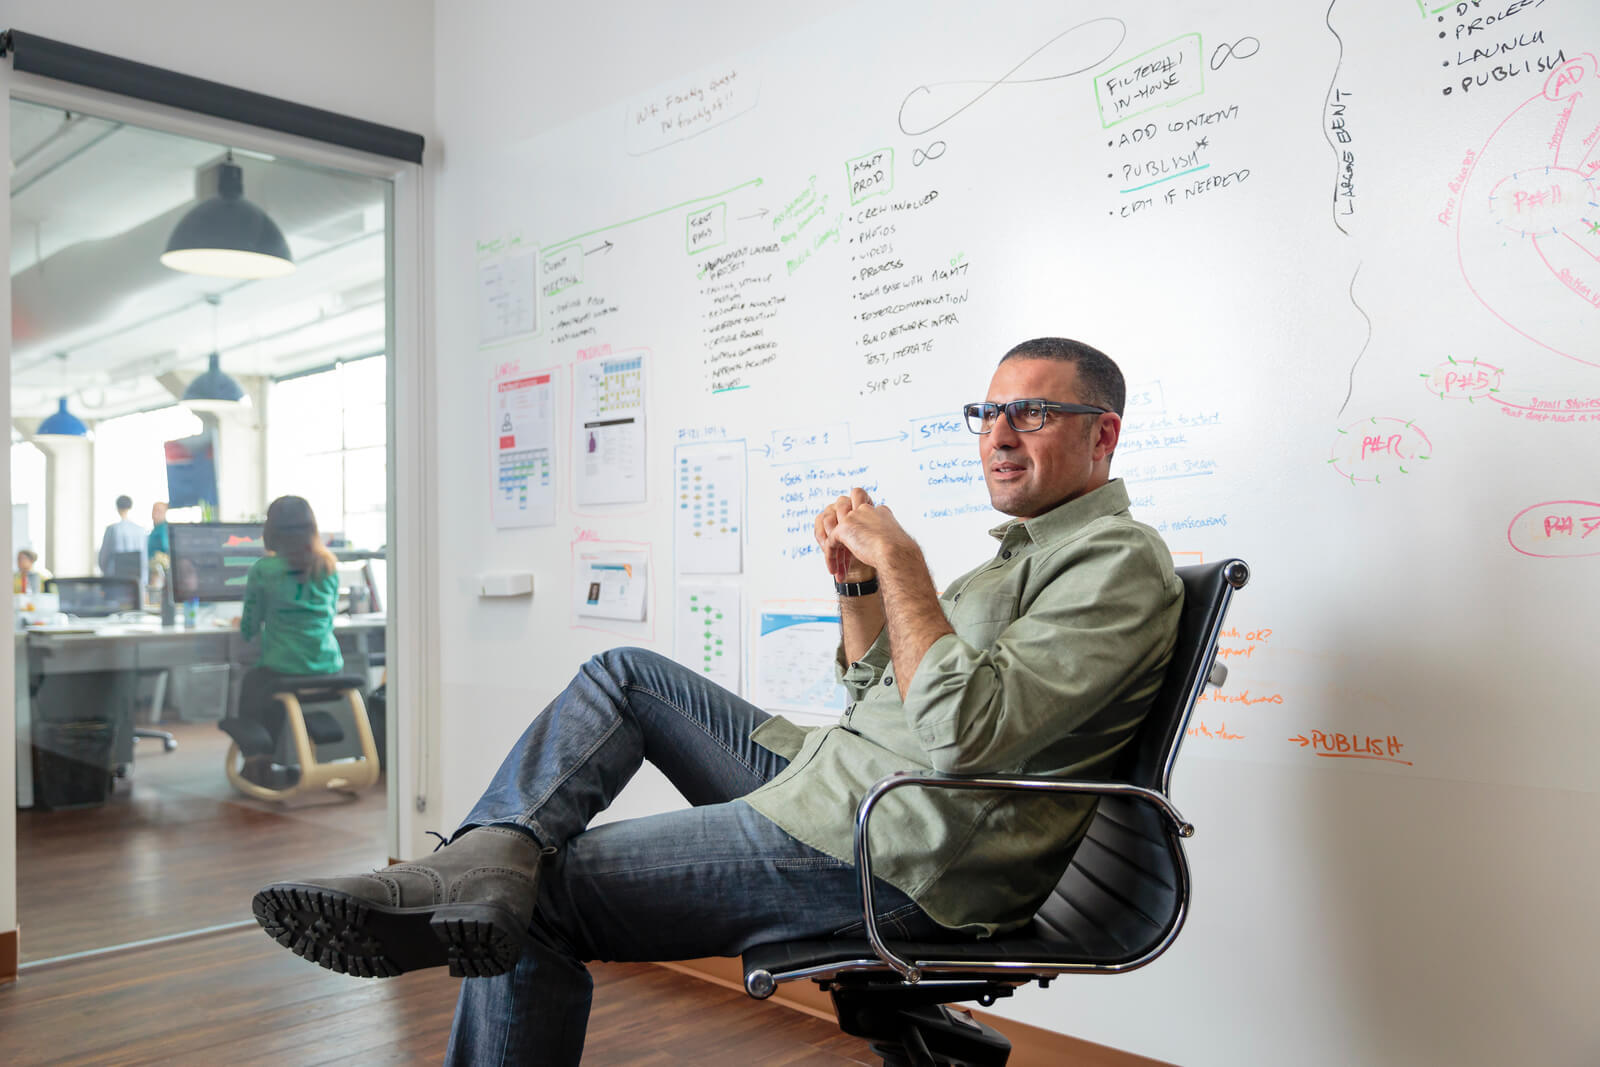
top-left (44, 577), bottom-right (141, 617)
top-left (168, 522), bottom-right (266, 602)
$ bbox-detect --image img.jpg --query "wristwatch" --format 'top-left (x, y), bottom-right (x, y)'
top-left (834, 577), bottom-right (880, 597)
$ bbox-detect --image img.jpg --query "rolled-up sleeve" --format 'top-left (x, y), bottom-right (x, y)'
top-left (902, 528), bottom-right (1179, 773)
top-left (835, 625), bottom-right (893, 703)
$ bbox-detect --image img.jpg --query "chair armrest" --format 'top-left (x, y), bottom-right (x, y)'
top-left (852, 770), bottom-right (1194, 984)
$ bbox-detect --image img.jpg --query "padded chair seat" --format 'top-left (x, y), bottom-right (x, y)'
top-left (745, 794), bottom-right (1182, 992)
top-left (262, 673), bottom-right (368, 700)
top-left (743, 929), bottom-right (1089, 988)
top-left (218, 716), bottom-right (275, 756)
top-left (302, 710), bottom-right (345, 745)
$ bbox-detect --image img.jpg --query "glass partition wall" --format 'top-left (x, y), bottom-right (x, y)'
top-left (10, 96), bottom-right (394, 963)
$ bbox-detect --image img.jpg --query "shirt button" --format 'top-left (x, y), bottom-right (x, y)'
top-left (1002, 549), bottom-right (1013, 560)
top-left (883, 676), bottom-right (894, 686)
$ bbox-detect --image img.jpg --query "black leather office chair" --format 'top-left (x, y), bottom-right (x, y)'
top-left (741, 558), bottom-right (1250, 1067)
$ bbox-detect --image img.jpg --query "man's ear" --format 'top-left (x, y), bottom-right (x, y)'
top-left (1093, 412), bottom-right (1122, 461)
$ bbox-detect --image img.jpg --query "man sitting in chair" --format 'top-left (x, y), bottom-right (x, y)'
top-left (253, 337), bottom-right (1183, 1064)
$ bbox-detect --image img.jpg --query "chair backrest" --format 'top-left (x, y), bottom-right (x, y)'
top-left (1126, 558), bottom-right (1251, 795)
top-left (44, 576), bottom-right (143, 617)
top-left (1028, 557), bottom-right (1248, 968)
top-left (107, 549), bottom-right (144, 581)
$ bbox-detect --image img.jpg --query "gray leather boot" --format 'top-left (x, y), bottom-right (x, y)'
top-left (252, 825), bottom-right (550, 978)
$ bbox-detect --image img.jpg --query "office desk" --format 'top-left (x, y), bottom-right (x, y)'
top-left (14, 615), bottom-right (386, 808)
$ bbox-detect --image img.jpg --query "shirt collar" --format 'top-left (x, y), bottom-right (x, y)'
top-left (986, 479), bottom-right (1132, 546)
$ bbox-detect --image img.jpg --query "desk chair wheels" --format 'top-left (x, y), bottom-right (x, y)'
top-left (119, 727), bottom-right (177, 780)
top-left (135, 670), bottom-right (178, 752)
top-left (223, 674), bottom-right (379, 801)
top-left (135, 727), bottom-right (179, 753)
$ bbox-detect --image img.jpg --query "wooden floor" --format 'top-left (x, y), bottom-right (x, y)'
top-left (16, 719), bottom-right (389, 962)
top-left (0, 929), bottom-right (877, 1065)
top-left (11, 719), bottom-right (878, 1062)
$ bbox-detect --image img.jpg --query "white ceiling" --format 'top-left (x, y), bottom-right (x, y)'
top-left (9, 97), bottom-right (390, 423)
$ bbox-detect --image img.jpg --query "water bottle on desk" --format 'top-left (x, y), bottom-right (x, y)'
top-left (184, 598), bottom-right (199, 628)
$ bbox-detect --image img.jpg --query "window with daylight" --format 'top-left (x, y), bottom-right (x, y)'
top-left (91, 405), bottom-right (208, 532)
top-left (267, 355), bottom-right (387, 551)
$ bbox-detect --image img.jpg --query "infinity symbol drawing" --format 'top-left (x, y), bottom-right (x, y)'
top-left (897, 17), bottom-right (1127, 137)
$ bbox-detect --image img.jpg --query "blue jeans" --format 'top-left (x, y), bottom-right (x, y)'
top-left (445, 647), bottom-right (953, 1066)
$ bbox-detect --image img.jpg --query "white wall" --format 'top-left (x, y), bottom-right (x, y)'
top-left (1, 0), bottom-right (436, 137)
top-left (430, 1), bottom-right (854, 816)
top-left (430, 4), bottom-right (1600, 1067)
top-left (1, 0), bottom-right (436, 954)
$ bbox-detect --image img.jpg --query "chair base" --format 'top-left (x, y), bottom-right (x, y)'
top-left (829, 982), bottom-right (1013, 1067)
top-left (134, 727), bottom-right (178, 752)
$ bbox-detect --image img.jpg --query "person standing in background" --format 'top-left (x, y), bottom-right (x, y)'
top-left (148, 501), bottom-right (170, 558)
top-left (223, 496), bottom-right (345, 788)
top-left (97, 494), bottom-right (148, 582)
top-left (14, 548), bottom-right (47, 594)
top-left (147, 501), bottom-right (172, 596)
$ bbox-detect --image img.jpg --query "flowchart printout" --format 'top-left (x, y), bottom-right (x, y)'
top-left (478, 250), bottom-right (536, 345)
top-left (575, 353), bottom-right (646, 506)
top-left (675, 583), bottom-right (740, 693)
top-left (490, 368), bottom-right (556, 528)
top-left (675, 443), bottom-right (744, 574)
top-left (756, 611), bottom-right (848, 721)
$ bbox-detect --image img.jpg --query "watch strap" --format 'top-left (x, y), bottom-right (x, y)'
top-left (834, 577), bottom-right (880, 597)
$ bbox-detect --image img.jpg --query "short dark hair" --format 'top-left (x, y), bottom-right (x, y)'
top-left (999, 338), bottom-right (1126, 416)
top-left (115, 495), bottom-right (133, 511)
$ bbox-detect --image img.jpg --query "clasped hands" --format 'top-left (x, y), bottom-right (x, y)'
top-left (814, 488), bottom-right (913, 584)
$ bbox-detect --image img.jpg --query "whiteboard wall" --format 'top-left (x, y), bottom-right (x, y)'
top-left (432, 2), bottom-right (1600, 1063)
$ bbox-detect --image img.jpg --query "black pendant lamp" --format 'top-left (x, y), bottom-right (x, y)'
top-left (161, 156), bottom-right (295, 279)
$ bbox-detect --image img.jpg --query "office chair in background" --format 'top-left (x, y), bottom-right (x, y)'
top-left (45, 576), bottom-right (180, 760)
top-left (741, 558), bottom-right (1250, 1067)
top-left (222, 673), bottom-right (380, 801)
top-left (107, 549), bottom-right (145, 582)
top-left (48, 574), bottom-right (180, 757)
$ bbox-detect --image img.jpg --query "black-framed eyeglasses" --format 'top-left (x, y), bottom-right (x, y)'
top-left (962, 398), bottom-right (1110, 434)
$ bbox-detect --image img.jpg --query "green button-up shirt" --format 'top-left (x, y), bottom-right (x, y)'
top-left (743, 479), bottom-right (1182, 935)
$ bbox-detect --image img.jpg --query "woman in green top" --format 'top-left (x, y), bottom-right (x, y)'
top-left (225, 496), bottom-right (344, 786)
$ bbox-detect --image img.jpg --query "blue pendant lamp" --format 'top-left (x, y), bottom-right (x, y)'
top-left (182, 352), bottom-right (248, 411)
top-left (183, 295), bottom-right (250, 412)
top-left (35, 396), bottom-right (89, 439)
top-left (160, 157), bottom-right (295, 280)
